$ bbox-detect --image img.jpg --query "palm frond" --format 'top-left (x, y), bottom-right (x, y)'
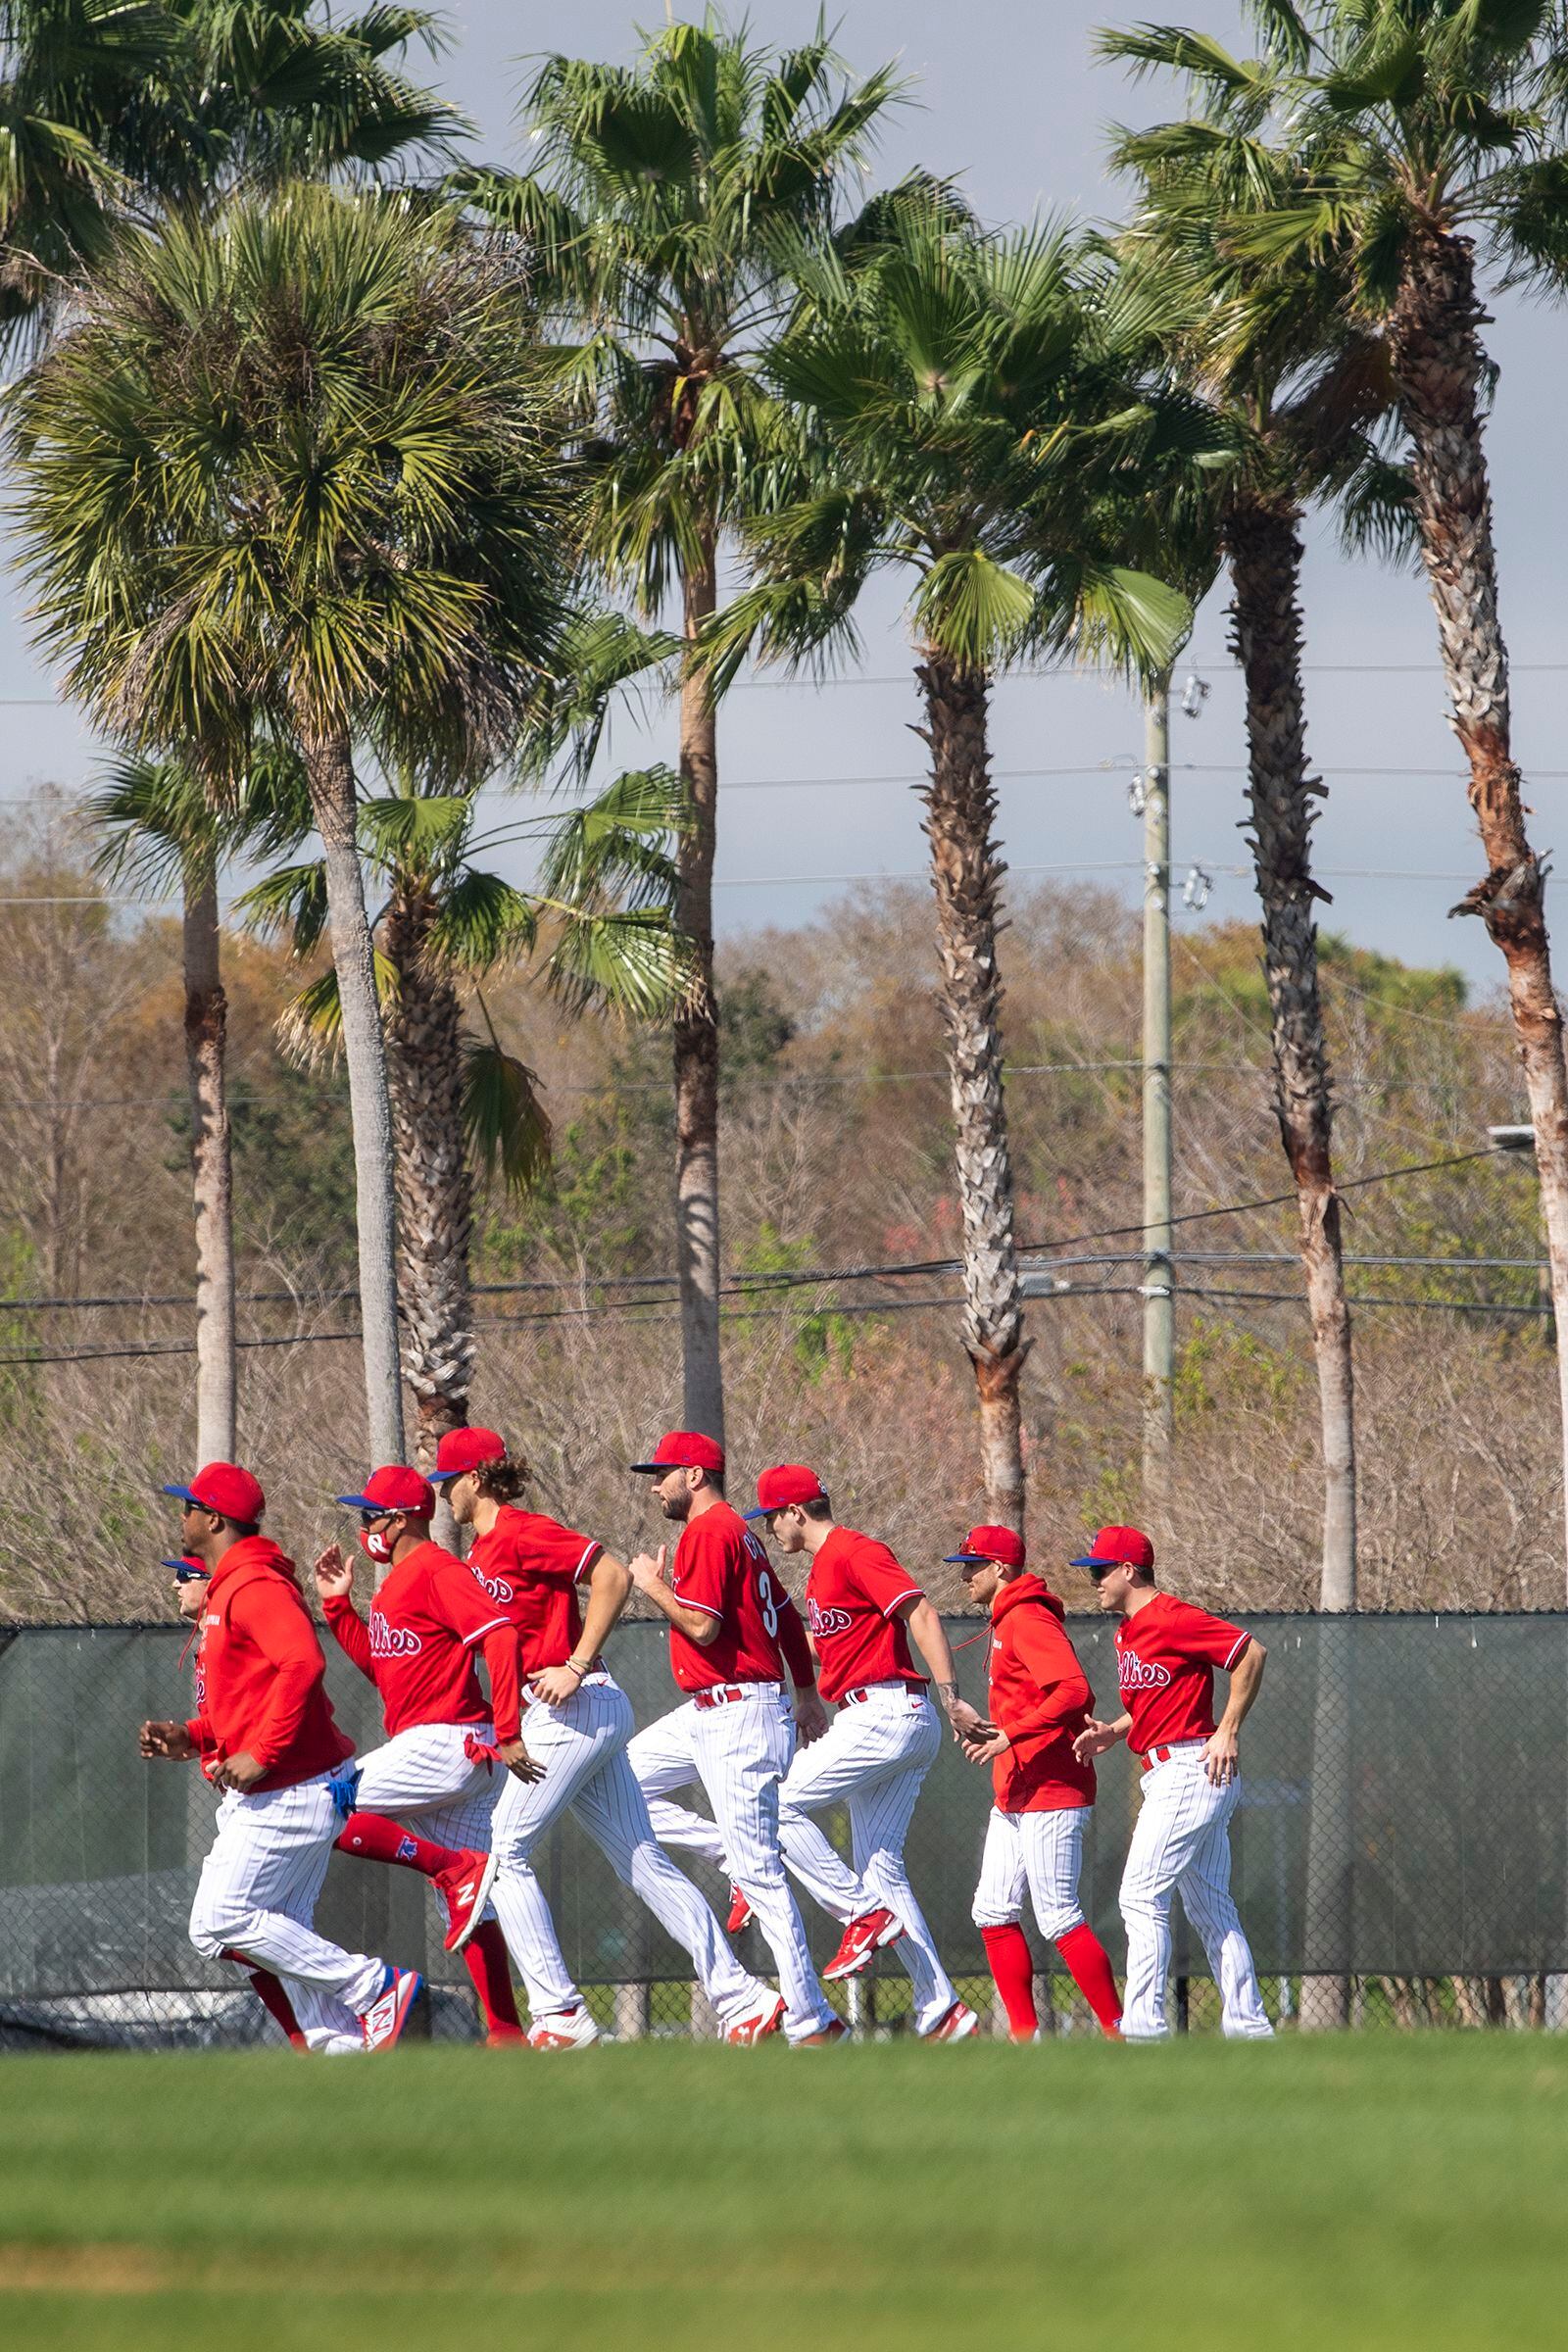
top-left (462, 1033), bottom-right (551, 1195)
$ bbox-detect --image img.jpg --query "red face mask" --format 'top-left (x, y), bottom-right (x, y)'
top-left (358, 1525), bottom-right (394, 1565)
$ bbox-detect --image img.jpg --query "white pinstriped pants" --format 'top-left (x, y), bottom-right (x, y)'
top-left (485, 1676), bottom-right (774, 2033)
top-left (629, 1691), bottom-right (836, 2041)
top-left (189, 1774), bottom-right (389, 2034)
top-left (636, 1685), bottom-right (956, 2031)
top-left (971, 1804), bottom-right (1089, 1940)
top-left (1119, 1745), bottom-right (1272, 2040)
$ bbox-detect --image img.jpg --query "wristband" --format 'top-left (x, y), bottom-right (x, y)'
top-left (564, 1658), bottom-right (589, 1680)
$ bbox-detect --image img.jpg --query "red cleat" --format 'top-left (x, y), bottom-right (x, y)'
top-left (361, 1968), bottom-right (424, 2051)
top-left (438, 1847), bottom-right (501, 1954)
top-left (794, 2017), bottom-right (852, 2046)
top-left (726, 1994), bottom-right (786, 2045)
top-left (725, 1884), bottom-right (755, 1935)
top-left (822, 1906), bottom-right (903, 1982)
top-left (923, 2000), bottom-right (980, 2042)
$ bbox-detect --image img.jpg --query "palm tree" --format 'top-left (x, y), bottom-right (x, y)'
top-left (0, 0), bottom-right (462, 348)
top-left (239, 767), bottom-right (694, 1463)
top-left (1100, 0), bottom-right (1568, 1573)
top-left (463, 10), bottom-right (904, 1446)
top-left (704, 197), bottom-right (1200, 1525)
top-left (85, 749), bottom-right (307, 1460)
top-left (1101, 123), bottom-right (1416, 1611)
top-left (11, 185), bottom-right (578, 1463)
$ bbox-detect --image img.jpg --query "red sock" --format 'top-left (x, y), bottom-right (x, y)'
top-left (1057, 1922), bottom-right (1123, 2034)
top-left (335, 1811), bottom-right (463, 1877)
top-left (981, 1925), bottom-right (1039, 2038)
top-left (463, 1920), bottom-right (523, 2039)
top-left (246, 1966), bottom-right (308, 2050)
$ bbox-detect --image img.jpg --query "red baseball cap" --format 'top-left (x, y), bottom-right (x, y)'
top-left (630, 1430), bottom-right (726, 1476)
top-left (335, 1465), bottom-right (435, 1517)
top-left (428, 1428), bottom-right (508, 1484)
top-left (743, 1463), bottom-right (827, 1521)
top-left (1070, 1524), bottom-right (1155, 1575)
top-left (945, 1524), bottom-right (1026, 1571)
top-left (162, 1461), bottom-right (266, 1524)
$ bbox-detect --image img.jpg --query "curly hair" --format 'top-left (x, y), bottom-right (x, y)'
top-left (470, 1452), bottom-right (530, 1505)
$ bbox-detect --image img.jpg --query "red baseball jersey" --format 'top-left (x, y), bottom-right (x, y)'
top-left (464, 1505), bottom-right (602, 1678)
top-left (667, 1501), bottom-right (798, 1693)
top-left (185, 1537), bottom-right (353, 1789)
top-left (1114, 1591), bottom-right (1251, 1755)
top-left (324, 1540), bottom-right (518, 1739)
top-left (806, 1526), bottom-right (925, 1706)
top-left (986, 1573), bottom-right (1096, 1812)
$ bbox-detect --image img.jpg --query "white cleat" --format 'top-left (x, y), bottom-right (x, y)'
top-left (361, 1968), bottom-right (424, 2051)
top-left (526, 2002), bottom-right (602, 2051)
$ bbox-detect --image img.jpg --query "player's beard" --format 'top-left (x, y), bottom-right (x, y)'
top-left (659, 1490), bottom-right (692, 1524)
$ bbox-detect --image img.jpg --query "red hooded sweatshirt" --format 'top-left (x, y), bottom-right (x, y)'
top-left (986, 1573), bottom-right (1097, 1814)
top-left (184, 1537), bottom-right (354, 1791)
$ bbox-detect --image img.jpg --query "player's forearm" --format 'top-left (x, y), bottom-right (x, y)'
top-left (323, 1594), bottom-right (374, 1680)
top-left (577, 1554), bottom-right (631, 1658)
top-left (1219, 1641), bottom-right (1265, 1731)
top-left (777, 1600), bottom-right (815, 1690)
top-left (1006, 1675), bottom-right (1094, 1737)
top-left (480, 1626), bottom-right (523, 1742)
top-left (906, 1598), bottom-right (960, 1704)
top-left (639, 1578), bottom-right (720, 1643)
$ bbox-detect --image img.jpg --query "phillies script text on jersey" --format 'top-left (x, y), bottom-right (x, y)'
top-left (1113, 1592), bottom-right (1250, 1756)
top-left (369, 1614), bottom-right (422, 1657)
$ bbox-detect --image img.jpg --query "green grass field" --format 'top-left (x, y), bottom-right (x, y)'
top-left (2, 2036), bottom-right (1565, 2350)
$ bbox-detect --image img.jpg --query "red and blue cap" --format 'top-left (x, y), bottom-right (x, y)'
top-left (630, 1430), bottom-right (725, 1476)
top-left (743, 1464), bottom-right (826, 1521)
top-left (335, 1465), bottom-right (435, 1517)
top-left (427, 1427), bottom-right (509, 1484)
top-left (1070, 1524), bottom-right (1155, 1574)
top-left (162, 1461), bottom-right (266, 1525)
top-left (945, 1525), bottom-right (1026, 1571)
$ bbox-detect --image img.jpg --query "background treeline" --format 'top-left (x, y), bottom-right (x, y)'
top-left (0, 803), bottom-right (1547, 1619)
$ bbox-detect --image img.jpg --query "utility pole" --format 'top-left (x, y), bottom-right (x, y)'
top-left (1142, 675), bottom-right (1174, 1502)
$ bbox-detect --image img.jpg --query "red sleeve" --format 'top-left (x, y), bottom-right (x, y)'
top-left (478, 1624), bottom-right (522, 1742)
top-left (231, 1582), bottom-right (327, 1770)
top-left (846, 1538), bottom-right (924, 1620)
top-left (185, 1713), bottom-right (212, 1749)
top-left (322, 1593), bottom-right (374, 1682)
top-left (1001, 1611), bottom-right (1093, 1737)
top-left (776, 1590), bottom-right (815, 1688)
top-left (427, 1554), bottom-right (514, 1648)
top-left (672, 1518), bottom-right (730, 1620)
top-left (509, 1514), bottom-right (602, 1588)
top-left (1168, 1598), bottom-right (1251, 1672)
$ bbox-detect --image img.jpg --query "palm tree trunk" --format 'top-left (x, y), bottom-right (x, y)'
top-left (1226, 500), bottom-right (1357, 1606)
top-left (1226, 498), bottom-right (1355, 2035)
top-left (673, 527), bottom-right (724, 1445)
top-left (916, 651), bottom-right (1029, 1529)
top-left (1392, 227), bottom-right (1568, 1581)
top-left (383, 882), bottom-right (474, 1472)
top-left (303, 727), bottom-right (406, 1469)
top-left (182, 844), bottom-right (235, 1462)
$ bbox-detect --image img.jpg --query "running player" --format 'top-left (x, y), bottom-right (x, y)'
top-left (1072, 1524), bottom-right (1273, 2040)
top-left (624, 1432), bottom-right (845, 2045)
top-left (314, 1463), bottom-right (535, 2044)
top-left (159, 1546), bottom-right (312, 2050)
top-left (947, 1524), bottom-right (1122, 2038)
top-left (138, 1461), bottom-right (422, 2052)
top-left (429, 1426), bottom-right (786, 2048)
top-left (745, 1465), bottom-right (984, 2039)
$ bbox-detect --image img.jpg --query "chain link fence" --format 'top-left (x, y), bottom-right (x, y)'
top-left (2, 1611), bottom-right (1564, 2048)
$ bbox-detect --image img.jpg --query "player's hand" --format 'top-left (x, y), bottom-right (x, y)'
top-left (140, 1718), bottom-right (197, 1761)
top-left (628, 1544), bottom-right (669, 1595)
top-left (498, 1737), bottom-right (545, 1785)
top-left (793, 1688), bottom-right (830, 1746)
top-left (943, 1695), bottom-right (987, 1744)
top-left (1202, 1726), bottom-right (1241, 1787)
top-left (1073, 1718), bottom-right (1124, 1764)
top-left (961, 1725), bottom-right (1009, 1764)
top-left (213, 1749), bottom-right (267, 1793)
top-left (529, 1663), bottom-right (585, 1707)
top-left (313, 1544), bottom-right (353, 1601)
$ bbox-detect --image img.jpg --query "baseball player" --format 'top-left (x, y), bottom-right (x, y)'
top-left (429, 1426), bottom-right (787, 2047)
top-left (313, 1463), bottom-right (537, 2045)
top-left (948, 1525), bottom-right (1122, 2039)
top-left (623, 1432), bottom-right (846, 2045)
top-left (161, 1547), bottom-right (312, 2050)
top-left (742, 1464), bottom-right (983, 2040)
top-left (139, 1461), bottom-right (422, 2052)
top-left (1071, 1524), bottom-right (1273, 2040)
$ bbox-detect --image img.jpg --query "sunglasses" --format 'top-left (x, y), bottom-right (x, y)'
top-left (359, 1508), bottom-right (397, 1529)
top-left (172, 1565), bottom-right (208, 1585)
